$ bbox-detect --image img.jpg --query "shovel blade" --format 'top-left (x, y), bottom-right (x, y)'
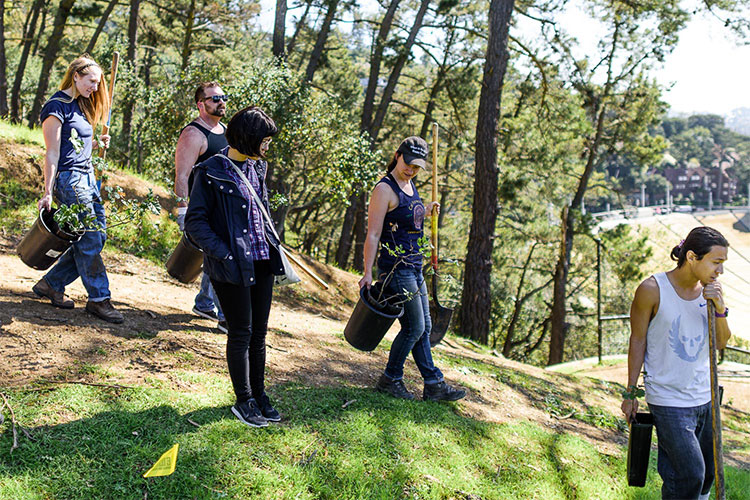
top-left (429, 301), bottom-right (453, 347)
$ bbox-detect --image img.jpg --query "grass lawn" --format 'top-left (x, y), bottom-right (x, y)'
top-left (0, 120), bottom-right (44, 146)
top-left (1, 370), bottom-right (748, 499)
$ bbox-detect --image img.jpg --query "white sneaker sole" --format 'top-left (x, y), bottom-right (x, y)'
top-left (231, 405), bottom-right (268, 428)
top-left (192, 307), bottom-right (218, 320)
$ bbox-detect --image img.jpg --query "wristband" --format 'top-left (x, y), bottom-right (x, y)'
top-left (177, 207), bottom-right (188, 215)
top-left (715, 307), bottom-right (728, 318)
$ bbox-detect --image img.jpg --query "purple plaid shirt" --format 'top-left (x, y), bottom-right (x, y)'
top-left (221, 154), bottom-right (270, 261)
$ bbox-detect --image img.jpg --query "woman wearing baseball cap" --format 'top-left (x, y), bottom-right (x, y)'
top-left (359, 137), bottom-right (466, 402)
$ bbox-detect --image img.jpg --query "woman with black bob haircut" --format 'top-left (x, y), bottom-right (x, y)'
top-left (185, 106), bottom-right (286, 428)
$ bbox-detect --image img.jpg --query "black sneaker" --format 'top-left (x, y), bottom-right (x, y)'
top-left (423, 381), bottom-right (466, 402)
top-left (192, 306), bottom-right (218, 321)
top-left (375, 374), bottom-right (415, 400)
top-left (231, 398), bottom-right (268, 428)
top-left (256, 393), bottom-right (281, 422)
top-left (217, 320), bottom-right (228, 334)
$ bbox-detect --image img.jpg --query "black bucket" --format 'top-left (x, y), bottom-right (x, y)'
top-left (627, 412), bottom-right (654, 487)
top-left (344, 284), bottom-right (404, 351)
top-left (165, 232), bottom-right (204, 283)
top-left (17, 209), bottom-right (82, 270)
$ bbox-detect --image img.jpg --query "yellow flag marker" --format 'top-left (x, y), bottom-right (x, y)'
top-left (143, 444), bottom-right (179, 478)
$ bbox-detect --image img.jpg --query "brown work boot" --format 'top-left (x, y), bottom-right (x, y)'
top-left (32, 278), bottom-right (74, 309)
top-left (86, 299), bottom-right (124, 324)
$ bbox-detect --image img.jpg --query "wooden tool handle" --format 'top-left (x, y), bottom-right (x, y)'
top-left (707, 300), bottom-right (726, 500)
top-left (431, 122), bottom-right (438, 270)
top-left (282, 245), bottom-right (329, 290)
top-left (99, 52), bottom-right (119, 159)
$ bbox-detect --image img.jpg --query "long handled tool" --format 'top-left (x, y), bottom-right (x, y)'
top-left (707, 301), bottom-right (726, 499)
top-left (428, 122), bottom-right (453, 347)
top-left (98, 51), bottom-right (119, 161)
top-left (282, 245), bottom-right (329, 290)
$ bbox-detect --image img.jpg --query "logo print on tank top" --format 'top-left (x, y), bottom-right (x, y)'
top-left (668, 315), bottom-right (707, 362)
top-left (412, 202), bottom-right (425, 230)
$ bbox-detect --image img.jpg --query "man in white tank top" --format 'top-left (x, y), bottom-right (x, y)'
top-left (623, 227), bottom-right (731, 499)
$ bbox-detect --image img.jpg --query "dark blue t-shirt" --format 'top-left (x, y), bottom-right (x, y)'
top-left (376, 173), bottom-right (426, 273)
top-left (39, 91), bottom-right (94, 172)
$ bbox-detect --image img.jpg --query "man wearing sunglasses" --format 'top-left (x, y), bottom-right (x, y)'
top-left (174, 82), bottom-right (229, 332)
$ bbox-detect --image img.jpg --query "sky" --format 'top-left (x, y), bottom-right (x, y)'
top-left (257, 1), bottom-right (750, 117)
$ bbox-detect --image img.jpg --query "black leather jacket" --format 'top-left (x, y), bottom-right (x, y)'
top-left (184, 155), bottom-right (284, 287)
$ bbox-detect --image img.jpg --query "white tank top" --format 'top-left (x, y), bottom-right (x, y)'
top-left (644, 272), bottom-right (710, 407)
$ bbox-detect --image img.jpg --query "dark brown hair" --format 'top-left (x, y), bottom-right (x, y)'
top-left (194, 82), bottom-right (220, 103)
top-left (670, 226), bottom-right (729, 267)
top-left (386, 152), bottom-right (400, 173)
top-left (225, 106), bottom-right (278, 157)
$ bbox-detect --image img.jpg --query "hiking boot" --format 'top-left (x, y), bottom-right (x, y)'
top-left (231, 398), bottom-right (268, 428)
top-left (86, 299), bottom-right (124, 324)
top-left (32, 278), bottom-right (74, 309)
top-left (192, 306), bottom-right (218, 321)
top-left (217, 320), bottom-right (228, 334)
top-left (423, 381), bottom-right (466, 402)
top-left (375, 374), bottom-right (415, 400)
top-left (256, 393), bottom-right (281, 422)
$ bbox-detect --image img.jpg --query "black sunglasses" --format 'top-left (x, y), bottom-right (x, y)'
top-left (203, 95), bottom-right (228, 103)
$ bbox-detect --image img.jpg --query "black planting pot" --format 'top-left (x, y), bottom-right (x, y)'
top-left (344, 283), bottom-right (404, 351)
top-left (165, 232), bottom-right (204, 284)
top-left (17, 209), bottom-right (82, 270)
top-left (627, 412), bottom-right (654, 487)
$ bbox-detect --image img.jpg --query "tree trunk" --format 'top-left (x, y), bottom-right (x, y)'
top-left (336, 0), bottom-right (400, 270)
top-left (27, 0), bottom-right (76, 128)
top-left (360, 0), bottom-right (400, 134)
top-left (548, 102), bottom-right (608, 365)
top-left (10, 0), bottom-right (45, 122)
top-left (273, 0), bottom-right (287, 59)
top-left (502, 242), bottom-right (536, 355)
top-left (352, 191), bottom-right (367, 272)
top-left (369, 0), bottom-right (431, 140)
top-left (120, 0), bottom-right (141, 166)
top-left (304, 0), bottom-right (339, 82)
top-left (0, 0), bottom-right (8, 117)
top-left (85, 0), bottom-right (119, 54)
top-left (335, 191), bottom-right (358, 269)
top-left (180, 0), bottom-right (196, 70)
top-left (32, 1), bottom-right (48, 56)
top-left (287, 0), bottom-right (311, 55)
top-left (347, 0), bottom-right (430, 272)
top-left (458, 0), bottom-right (515, 345)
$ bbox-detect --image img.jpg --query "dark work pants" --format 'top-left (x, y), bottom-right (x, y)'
top-left (211, 260), bottom-right (274, 403)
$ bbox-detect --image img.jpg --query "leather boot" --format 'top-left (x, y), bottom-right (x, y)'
top-left (423, 381), bottom-right (466, 402)
top-left (32, 278), bottom-right (74, 309)
top-left (375, 374), bottom-right (415, 400)
top-left (86, 299), bottom-right (124, 324)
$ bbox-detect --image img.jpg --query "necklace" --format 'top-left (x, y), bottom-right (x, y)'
top-left (195, 116), bottom-right (218, 131)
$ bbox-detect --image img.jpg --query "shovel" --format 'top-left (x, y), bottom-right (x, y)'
top-left (707, 301), bottom-right (726, 499)
top-left (428, 122), bottom-right (453, 347)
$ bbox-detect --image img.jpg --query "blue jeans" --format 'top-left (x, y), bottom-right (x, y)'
top-left (44, 170), bottom-right (110, 302)
top-left (177, 212), bottom-right (223, 321)
top-left (382, 267), bottom-right (443, 384)
top-left (648, 402), bottom-right (714, 499)
top-left (195, 271), bottom-right (224, 321)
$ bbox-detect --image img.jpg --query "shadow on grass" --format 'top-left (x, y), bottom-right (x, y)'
top-left (0, 383), bottom-right (495, 499)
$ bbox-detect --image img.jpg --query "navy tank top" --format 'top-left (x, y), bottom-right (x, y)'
top-left (376, 173), bottom-right (426, 272)
top-left (182, 121), bottom-right (228, 163)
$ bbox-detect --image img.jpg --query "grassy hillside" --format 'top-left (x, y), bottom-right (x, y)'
top-left (1, 126), bottom-right (748, 499)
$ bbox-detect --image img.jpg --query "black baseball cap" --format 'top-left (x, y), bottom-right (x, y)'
top-left (397, 136), bottom-right (429, 169)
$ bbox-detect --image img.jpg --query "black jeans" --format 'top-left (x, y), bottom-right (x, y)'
top-left (211, 260), bottom-right (274, 403)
